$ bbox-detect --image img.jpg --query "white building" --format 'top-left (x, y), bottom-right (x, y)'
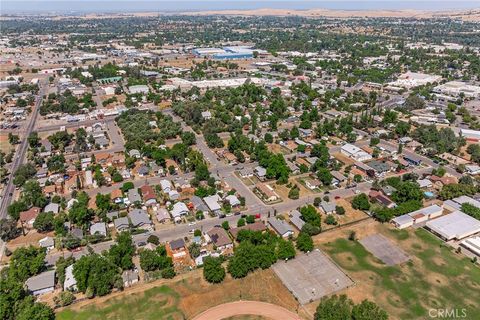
top-left (341, 143), bottom-right (372, 162)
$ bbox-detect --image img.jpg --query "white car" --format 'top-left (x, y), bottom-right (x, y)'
top-left (188, 222), bottom-right (196, 226)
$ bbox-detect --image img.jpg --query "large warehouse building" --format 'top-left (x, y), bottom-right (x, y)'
top-left (192, 46), bottom-right (264, 59)
top-left (425, 211), bottom-right (480, 241)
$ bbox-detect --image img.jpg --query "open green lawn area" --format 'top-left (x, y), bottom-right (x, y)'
top-left (56, 286), bottom-right (184, 320)
top-left (321, 227), bottom-right (480, 320)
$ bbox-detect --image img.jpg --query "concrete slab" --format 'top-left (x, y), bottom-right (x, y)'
top-left (272, 249), bottom-right (354, 305)
top-left (359, 234), bottom-right (410, 266)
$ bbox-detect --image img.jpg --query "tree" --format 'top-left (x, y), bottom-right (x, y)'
top-left (0, 219), bottom-right (20, 241)
top-left (301, 222), bottom-right (321, 236)
top-left (317, 168), bottom-right (333, 186)
top-left (237, 218), bottom-right (246, 227)
top-left (351, 194), bottom-right (370, 210)
top-left (336, 206), bottom-right (346, 215)
top-left (264, 133), bottom-right (273, 143)
top-left (246, 215), bottom-right (255, 224)
top-left (13, 163), bottom-right (36, 187)
top-left (221, 221), bottom-right (230, 230)
top-left (300, 205), bottom-right (321, 228)
top-left (10, 246), bottom-right (46, 282)
top-left (351, 300), bottom-right (388, 320)
top-left (314, 294), bottom-right (352, 320)
top-left (277, 239), bottom-right (296, 260)
top-left (8, 133), bottom-right (20, 145)
top-left (181, 131), bottom-right (196, 146)
top-left (73, 254), bottom-right (119, 297)
top-left (28, 131), bottom-right (40, 148)
top-left (53, 291), bottom-right (75, 307)
top-left (7, 200), bottom-right (28, 220)
top-left (139, 249), bottom-right (161, 272)
top-left (147, 235), bottom-right (159, 245)
top-left (22, 180), bottom-right (47, 208)
top-left (33, 212), bottom-right (54, 232)
top-left (108, 232), bottom-right (135, 270)
top-left (121, 181), bottom-right (135, 193)
top-left (203, 256), bottom-right (226, 283)
top-left (15, 296), bottom-right (55, 320)
top-left (188, 243), bottom-right (201, 259)
top-left (288, 185), bottom-right (300, 199)
top-left (325, 215), bottom-right (337, 225)
top-left (296, 232), bottom-right (314, 252)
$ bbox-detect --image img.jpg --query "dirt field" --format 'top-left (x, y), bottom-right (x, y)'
top-left (58, 268), bottom-right (302, 320)
top-left (0, 133), bottom-right (13, 153)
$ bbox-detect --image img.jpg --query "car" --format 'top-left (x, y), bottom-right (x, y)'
top-left (354, 190), bottom-right (361, 194)
top-left (334, 196), bottom-right (341, 200)
top-left (188, 222), bottom-right (196, 226)
top-left (189, 229), bottom-right (195, 234)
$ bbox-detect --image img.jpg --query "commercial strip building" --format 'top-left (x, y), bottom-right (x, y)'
top-left (425, 211), bottom-right (480, 241)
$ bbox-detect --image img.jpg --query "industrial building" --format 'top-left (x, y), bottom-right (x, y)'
top-left (425, 211), bottom-right (480, 241)
top-left (433, 81), bottom-right (480, 99)
top-left (388, 72), bottom-right (442, 89)
top-left (192, 46), bottom-right (262, 59)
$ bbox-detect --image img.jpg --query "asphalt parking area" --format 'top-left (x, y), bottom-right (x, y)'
top-left (359, 234), bottom-right (410, 266)
top-left (272, 249), bottom-right (354, 305)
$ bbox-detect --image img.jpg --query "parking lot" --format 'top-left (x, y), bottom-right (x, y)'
top-left (272, 249), bottom-right (354, 305)
top-left (359, 234), bottom-right (410, 266)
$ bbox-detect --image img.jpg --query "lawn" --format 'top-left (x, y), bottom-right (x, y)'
top-left (321, 227), bottom-right (480, 320)
top-left (57, 286), bottom-right (184, 320)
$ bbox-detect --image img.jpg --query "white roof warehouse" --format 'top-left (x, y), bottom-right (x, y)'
top-left (426, 211), bottom-right (480, 241)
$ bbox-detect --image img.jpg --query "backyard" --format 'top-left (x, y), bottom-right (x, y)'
top-left (317, 225), bottom-right (480, 319)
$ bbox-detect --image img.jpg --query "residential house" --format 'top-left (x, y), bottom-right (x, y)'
top-left (170, 202), bottom-right (189, 223)
top-left (160, 179), bottom-right (172, 193)
top-left (369, 190), bottom-right (396, 208)
top-left (156, 208), bottom-right (171, 223)
top-left (206, 226), bottom-right (233, 251)
top-left (268, 218), bottom-right (294, 238)
top-left (254, 166), bottom-right (267, 181)
top-left (203, 194), bottom-right (222, 214)
top-left (43, 202), bottom-right (59, 214)
top-left (128, 149), bottom-right (141, 158)
top-left (289, 209), bottom-right (305, 231)
top-left (255, 183), bottom-right (279, 202)
top-left (168, 238), bottom-right (187, 262)
top-left (39, 237), bottom-right (54, 252)
top-left (128, 209), bottom-right (152, 229)
top-left (319, 201), bottom-right (337, 215)
top-left (20, 207), bottom-right (41, 229)
top-left (90, 222), bottom-right (107, 236)
top-left (229, 221), bottom-right (266, 239)
top-left (111, 189), bottom-right (124, 204)
top-left (190, 196), bottom-right (208, 214)
top-left (25, 270), bottom-right (55, 296)
top-left (114, 217), bottom-right (130, 232)
top-left (225, 194), bottom-right (241, 207)
top-left (64, 265), bottom-right (77, 291)
top-left (305, 179), bottom-right (321, 190)
top-left (140, 185), bottom-right (157, 206)
top-left (341, 143), bottom-right (372, 162)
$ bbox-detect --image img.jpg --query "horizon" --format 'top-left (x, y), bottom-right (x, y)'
top-left (2, 1), bottom-right (480, 14)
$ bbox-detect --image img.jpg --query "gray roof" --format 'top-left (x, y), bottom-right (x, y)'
top-left (106, 211), bottom-right (119, 221)
top-left (289, 209), bottom-right (305, 230)
top-left (128, 189), bottom-right (142, 203)
top-left (170, 238), bottom-right (185, 251)
top-left (268, 218), bottom-right (293, 236)
top-left (71, 228), bottom-right (84, 239)
top-left (90, 222), bottom-right (107, 236)
top-left (43, 202), bottom-right (60, 214)
top-left (95, 136), bottom-right (109, 146)
top-left (128, 209), bottom-right (151, 227)
top-left (320, 201), bottom-right (336, 213)
top-left (392, 214), bottom-right (414, 225)
top-left (25, 270), bottom-right (55, 292)
top-left (190, 196), bottom-right (208, 212)
top-left (114, 217), bottom-right (130, 230)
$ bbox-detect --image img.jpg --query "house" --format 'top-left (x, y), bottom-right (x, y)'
top-left (369, 190), bottom-right (396, 208)
top-left (114, 217), bottom-right (130, 231)
top-left (137, 165), bottom-right (150, 177)
top-left (381, 185), bottom-right (396, 197)
top-left (64, 265), bottom-right (77, 291)
top-left (408, 204), bottom-right (443, 224)
top-left (170, 202), bottom-right (189, 223)
top-left (190, 196), bottom-right (208, 213)
top-left (43, 202), bottom-right (59, 214)
top-left (128, 149), bottom-right (141, 158)
top-left (168, 238), bottom-right (187, 261)
top-left (305, 179), bottom-right (321, 190)
top-left (25, 270), bottom-right (55, 296)
top-left (268, 218), bottom-right (294, 238)
top-left (465, 165), bottom-right (480, 176)
top-left (417, 179), bottom-right (433, 189)
top-left (256, 183), bottom-right (279, 202)
top-left (204, 194), bottom-right (222, 214)
top-left (140, 185), bottom-right (157, 206)
top-left (122, 270), bottom-right (139, 288)
top-left (111, 189), bottom-right (124, 204)
top-left (127, 188), bottom-right (142, 205)
top-left (201, 110), bottom-right (212, 120)
top-left (289, 209), bottom-right (305, 231)
top-left (225, 194), bottom-right (241, 207)
top-left (207, 226), bottom-right (233, 251)
top-left (331, 171), bottom-right (346, 186)
top-left (160, 179), bottom-right (172, 193)
top-left (319, 201), bottom-right (337, 215)
top-left (156, 208), bottom-right (171, 223)
top-left (229, 221), bottom-right (266, 239)
top-left (39, 237), bottom-right (54, 252)
top-left (107, 211), bottom-right (119, 222)
top-left (391, 214), bottom-right (415, 229)
top-left (90, 222), bottom-right (107, 236)
top-left (239, 168), bottom-right (254, 178)
top-left (128, 209), bottom-right (152, 228)
top-left (341, 143), bottom-right (372, 162)
top-left (168, 189), bottom-right (180, 200)
top-left (71, 228), bottom-right (84, 239)
top-left (254, 166), bottom-right (267, 181)
top-left (403, 154), bottom-right (422, 166)
top-left (20, 207), bottom-right (41, 229)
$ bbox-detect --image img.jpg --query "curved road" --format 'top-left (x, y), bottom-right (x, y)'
top-left (192, 301), bottom-right (301, 320)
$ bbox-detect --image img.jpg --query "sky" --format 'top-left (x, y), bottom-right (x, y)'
top-left (2, 1), bottom-right (480, 14)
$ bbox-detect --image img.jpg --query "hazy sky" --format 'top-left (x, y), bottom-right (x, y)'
top-left (2, 1), bottom-right (480, 14)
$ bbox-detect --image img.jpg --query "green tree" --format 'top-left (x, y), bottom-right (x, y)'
top-left (33, 212), bottom-right (54, 232)
top-left (314, 294), bottom-right (352, 320)
top-left (203, 256), bottom-right (226, 283)
top-left (296, 232), bottom-right (314, 252)
top-left (351, 300), bottom-right (388, 320)
top-left (351, 194), bottom-right (370, 210)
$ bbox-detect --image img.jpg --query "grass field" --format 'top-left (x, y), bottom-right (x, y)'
top-left (56, 268), bottom-right (299, 320)
top-left (320, 227), bottom-right (480, 319)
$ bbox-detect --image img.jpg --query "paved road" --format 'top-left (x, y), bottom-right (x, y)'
top-left (192, 301), bottom-right (301, 320)
top-left (0, 79), bottom-right (47, 220)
